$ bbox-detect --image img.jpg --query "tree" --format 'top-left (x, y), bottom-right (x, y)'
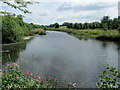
top-left (112, 18), bottom-right (118, 29)
top-left (51, 22), bottom-right (59, 28)
top-left (108, 19), bottom-right (113, 30)
top-left (118, 16), bottom-right (120, 33)
top-left (62, 22), bottom-right (69, 27)
top-left (74, 23), bottom-right (79, 29)
top-left (0, 0), bottom-right (34, 14)
top-left (2, 15), bottom-right (24, 43)
top-left (101, 16), bottom-right (110, 30)
top-left (67, 23), bottom-right (74, 28)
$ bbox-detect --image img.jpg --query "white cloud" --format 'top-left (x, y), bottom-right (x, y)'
top-left (1, 1), bottom-right (118, 25)
top-left (30, 0), bottom-right (119, 3)
top-left (53, 2), bottom-right (118, 24)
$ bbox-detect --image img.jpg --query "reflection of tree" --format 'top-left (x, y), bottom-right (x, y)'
top-left (101, 41), bottom-right (108, 49)
top-left (2, 41), bottom-right (29, 65)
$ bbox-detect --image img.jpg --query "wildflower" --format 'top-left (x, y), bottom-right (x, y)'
top-left (7, 63), bottom-right (20, 68)
top-left (72, 83), bottom-right (76, 88)
top-left (7, 64), bottom-right (12, 67)
top-left (13, 63), bottom-right (20, 68)
top-left (37, 76), bottom-right (41, 79)
top-left (41, 78), bottom-right (46, 81)
top-left (24, 71), bottom-right (31, 75)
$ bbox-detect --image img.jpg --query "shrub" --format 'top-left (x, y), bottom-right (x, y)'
top-left (96, 65), bottom-right (120, 89)
top-left (35, 30), bottom-right (46, 35)
top-left (2, 63), bottom-right (58, 89)
top-left (2, 63), bottom-right (77, 89)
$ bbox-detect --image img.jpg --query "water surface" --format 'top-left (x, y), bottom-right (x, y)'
top-left (3, 31), bottom-right (119, 88)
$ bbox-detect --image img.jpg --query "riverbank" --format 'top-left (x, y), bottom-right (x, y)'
top-left (2, 36), bottom-right (33, 46)
top-left (2, 29), bottom-right (47, 45)
top-left (2, 63), bottom-right (76, 89)
top-left (23, 36), bottom-right (34, 40)
top-left (47, 26), bottom-right (119, 42)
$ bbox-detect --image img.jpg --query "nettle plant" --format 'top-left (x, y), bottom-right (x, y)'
top-left (96, 64), bottom-right (120, 89)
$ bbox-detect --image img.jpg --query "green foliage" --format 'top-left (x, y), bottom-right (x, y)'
top-left (2, 15), bottom-right (24, 43)
top-left (74, 23), bottom-right (80, 29)
top-left (67, 23), bottom-right (74, 28)
top-left (0, 0), bottom-right (35, 14)
top-left (96, 65), bottom-right (120, 89)
top-left (34, 30), bottom-right (46, 35)
top-left (118, 27), bottom-right (120, 33)
top-left (50, 22), bottom-right (59, 28)
top-left (47, 26), bottom-right (119, 41)
top-left (48, 16), bottom-right (119, 30)
top-left (2, 63), bottom-right (77, 89)
top-left (2, 15), bottom-right (43, 44)
top-left (2, 63), bottom-right (58, 89)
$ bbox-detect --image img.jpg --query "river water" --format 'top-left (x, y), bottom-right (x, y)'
top-left (2, 31), bottom-right (119, 88)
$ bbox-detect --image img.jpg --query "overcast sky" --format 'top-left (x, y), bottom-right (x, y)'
top-left (1, 0), bottom-right (119, 25)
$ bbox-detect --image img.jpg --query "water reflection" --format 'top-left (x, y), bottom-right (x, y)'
top-left (2, 41), bottom-right (29, 65)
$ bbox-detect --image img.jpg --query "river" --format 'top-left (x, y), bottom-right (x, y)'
top-left (2, 31), bottom-right (119, 88)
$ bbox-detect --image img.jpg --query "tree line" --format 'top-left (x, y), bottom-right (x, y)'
top-left (2, 14), bottom-right (42, 44)
top-left (49, 16), bottom-right (120, 30)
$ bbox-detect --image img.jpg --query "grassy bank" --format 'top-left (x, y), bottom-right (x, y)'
top-left (47, 26), bottom-right (119, 41)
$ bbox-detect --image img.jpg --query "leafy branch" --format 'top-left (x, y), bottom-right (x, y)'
top-left (0, 0), bottom-right (39, 15)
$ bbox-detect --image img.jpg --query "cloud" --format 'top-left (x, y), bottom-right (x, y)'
top-left (54, 2), bottom-right (118, 24)
top-left (57, 2), bottom-right (116, 12)
top-left (118, 1), bottom-right (120, 16)
top-left (28, 0), bottom-right (119, 3)
top-left (1, 1), bottom-right (118, 25)
top-left (37, 10), bottom-right (51, 16)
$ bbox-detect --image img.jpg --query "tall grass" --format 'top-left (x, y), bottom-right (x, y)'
top-left (47, 26), bottom-right (119, 41)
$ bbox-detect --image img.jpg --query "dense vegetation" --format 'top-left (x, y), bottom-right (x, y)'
top-left (97, 65), bottom-right (120, 88)
top-left (2, 63), bottom-right (58, 88)
top-left (47, 26), bottom-right (119, 41)
top-left (50, 16), bottom-right (120, 30)
top-left (47, 16), bottom-right (120, 41)
top-left (1, 14), bottom-right (45, 44)
top-left (2, 63), bottom-right (76, 89)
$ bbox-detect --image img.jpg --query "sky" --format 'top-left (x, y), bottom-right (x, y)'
top-left (1, 0), bottom-right (119, 25)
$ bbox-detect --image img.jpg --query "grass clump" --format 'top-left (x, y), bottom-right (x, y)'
top-left (24, 30), bottom-right (46, 36)
top-left (34, 30), bottom-right (46, 35)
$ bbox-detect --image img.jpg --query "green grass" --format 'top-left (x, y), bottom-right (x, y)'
top-left (47, 26), bottom-right (119, 41)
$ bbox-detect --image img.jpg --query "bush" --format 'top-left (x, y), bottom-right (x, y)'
top-left (2, 63), bottom-right (58, 89)
top-left (2, 15), bottom-right (43, 44)
top-left (2, 63), bottom-right (77, 89)
top-left (2, 15), bottom-right (24, 43)
top-left (118, 27), bottom-right (120, 33)
top-left (24, 31), bottom-right (35, 36)
top-left (34, 30), bottom-right (46, 35)
top-left (96, 65), bottom-right (120, 89)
